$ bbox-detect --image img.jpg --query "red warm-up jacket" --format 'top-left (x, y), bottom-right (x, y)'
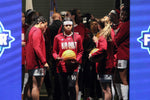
top-left (115, 21), bottom-right (129, 60)
top-left (91, 29), bottom-right (115, 74)
top-left (26, 26), bottom-right (46, 70)
top-left (53, 32), bottom-right (83, 73)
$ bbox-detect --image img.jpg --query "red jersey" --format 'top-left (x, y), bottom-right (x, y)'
top-left (26, 26), bottom-right (46, 70)
top-left (115, 21), bottom-right (129, 60)
top-left (91, 29), bottom-right (115, 74)
top-left (53, 33), bottom-right (83, 73)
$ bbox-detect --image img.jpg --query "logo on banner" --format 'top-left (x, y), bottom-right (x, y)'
top-left (137, 26), bottom-right (150, 54)
top-left (0, 21), bottom-right (15, 57)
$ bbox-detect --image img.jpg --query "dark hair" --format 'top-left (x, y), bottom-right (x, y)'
top-left (82, 13), bottom-right (92, 29)
top-left (70, 9), bottom-right (81, 24)
top-left (25, 9), bottom-right (37, 25)
top-left (108, 10), bottom-right (119, 23)
top-left (25, 16), bottom-right (47, 41)
top-left (122, 5), bottom-right (129, 21)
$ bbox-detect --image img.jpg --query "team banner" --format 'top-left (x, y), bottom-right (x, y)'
top-left (130, 0), bottom-right (150, 100)
top-left (0, 0), bottom-right (21, 100)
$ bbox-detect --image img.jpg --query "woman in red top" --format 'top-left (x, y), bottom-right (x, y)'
top-left (89, 16), bottom-right (115, 100)
top-left (114, 6), bottom-right (129, 100)
top-left (53, 19), bottom-right (83, 100)
top-left (25, 16), bottom-right (49, 100)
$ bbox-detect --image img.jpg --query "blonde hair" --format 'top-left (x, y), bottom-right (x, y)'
top-left (96, 16), bottom-right (112, 42)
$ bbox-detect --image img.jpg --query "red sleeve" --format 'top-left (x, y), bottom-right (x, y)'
top-left (52, 36), bottom-right (59, 60)
top-left (91, 36), bottom-right (107, 57)
top-left (76, 35), bottom-right (83, 63)
top-left (32, 29), bottom-right (46, 64)
top-left (115, 21), bottom-right (129, 46)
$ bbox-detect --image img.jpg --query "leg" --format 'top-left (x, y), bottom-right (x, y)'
top-left (22, 72), bottom-right (29, 100)
top-left (113, 68), bottom-right (122, 100)
top-left (118, 60), bottom-right (129, 100)
top-left (101, 82), bottom-right (112, 100)
top-left (119, 69), bottom-right (128, 100)
top-left (58, 73), bottom-right (69, 100)
top-left (119, 69), bottom-right (128, 85)
top-left (111, 80), bottom-right (115, 100)
top-left (68, 72), bottom-right (77, 100)
top-left (22, 65), bottom-right (25, 100)
top-left (31, 76), bottom-right (44, 100)
top-left (75, 72), bottom-right (79, 100)
top-left (23, 75), bottom-right (32, 100)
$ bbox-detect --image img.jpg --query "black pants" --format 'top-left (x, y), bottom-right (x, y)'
top-left (54, 72), bottom-right (77, 100)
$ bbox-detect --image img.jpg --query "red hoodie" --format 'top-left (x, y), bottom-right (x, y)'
top-left (26, 26), bottom-right (46, 70)
top-left (115, 21), bottom-right (129, 60)
top-left (91, 29), bottom-right (115, 74)
top-left (53, 32), bottom-right (83, 73)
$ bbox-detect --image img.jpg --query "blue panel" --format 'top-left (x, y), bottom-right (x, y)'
top-left (0, 0), bottom-right (21, 100)
top-left (130, 0), bottom-right (150, 100)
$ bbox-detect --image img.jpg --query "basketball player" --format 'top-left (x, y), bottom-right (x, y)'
top-left (52, 18), bottom-right (83, 100)
top-left (25, 16), bottom-right (49, 100)
top-left (89, 16), bottom-right (115, 100)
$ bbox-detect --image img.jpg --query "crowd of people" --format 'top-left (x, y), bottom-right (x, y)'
top-left (21, 3), bottom-right (129, 100)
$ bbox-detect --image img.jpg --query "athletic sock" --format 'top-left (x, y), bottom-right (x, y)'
top-left (121, 84), bottom-right (128, 100)
top-left (78, 91), bottom-right (82, 100)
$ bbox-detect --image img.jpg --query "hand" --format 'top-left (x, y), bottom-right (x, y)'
top-left (22, 42), bottom-right (26, 47)
top-left (88, 54), bottom-right (92, 60)
top-left (44, 62), bottom-right (49, 70)
top-left (93, 36), bottom-right (98, 43)
top-left (56, 56), bottom-right (63, 61)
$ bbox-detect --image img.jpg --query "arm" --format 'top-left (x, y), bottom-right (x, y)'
top-left (76, 35), bottom-right (83, 63)
top-left (115, 21), bottom-right (129, 46)
top-left (52, 36), bottom-right (59, 60)
top-left (91, 36), bottom-right (107, 57)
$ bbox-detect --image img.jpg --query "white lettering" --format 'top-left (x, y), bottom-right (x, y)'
top-left (71, 75), bottom-right (76, 80)
top-left (0, 34), bottom-right (8, 45)
top-left (61, 42), bottom-right (77, 49)
top-left (68, 42), bottom-right (75, 49)
top-left (144, 34), bottom-right (150, 46)
top-left (61, 42), bottom-right (68, 49)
